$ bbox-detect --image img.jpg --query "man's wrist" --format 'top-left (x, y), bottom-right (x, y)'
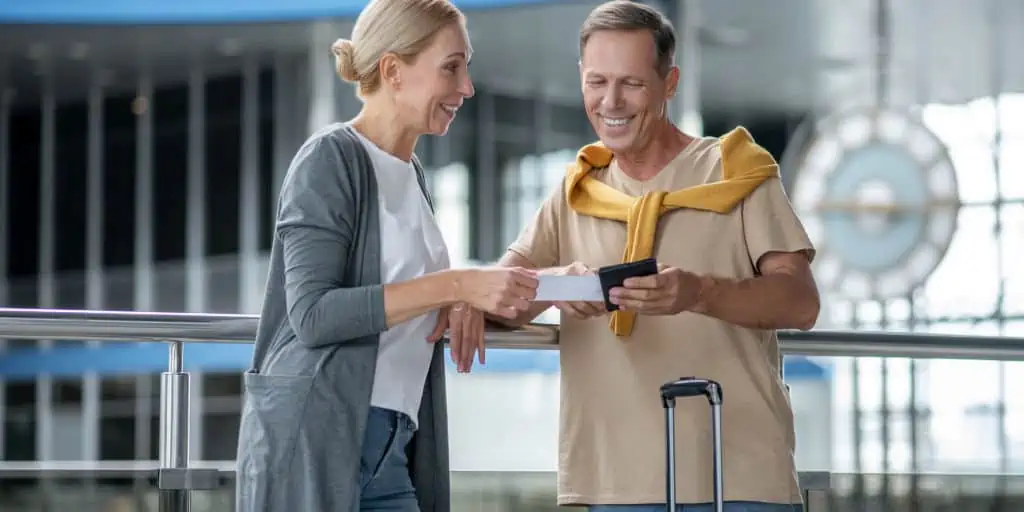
top-left (690, 274), bottom-right (718, 313)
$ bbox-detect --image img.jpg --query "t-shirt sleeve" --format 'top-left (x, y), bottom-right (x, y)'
top-left (507, 178), bottom-right (565, 268)
top-left (741, 176), bottom-right (816, 271)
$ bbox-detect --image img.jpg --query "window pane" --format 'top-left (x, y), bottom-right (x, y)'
top-left (920, 205), bottom-right (999, 318)
top-left (433, 163), bottom-right (471, 266)
top-left (998, 94), bottom-right (1024, 199)
top-left (922, 100), bottom-right (998, 203)
top-left (1001, 204), bottom-right (1024, 315)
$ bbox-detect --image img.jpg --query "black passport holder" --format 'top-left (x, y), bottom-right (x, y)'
top-left (597, 258), bottom-right (659, 312)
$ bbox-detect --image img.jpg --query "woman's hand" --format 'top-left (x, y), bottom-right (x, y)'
top-left (427, 302), bottom-right (486, 373)
top-left (456, 267), bottom-right (538, 319)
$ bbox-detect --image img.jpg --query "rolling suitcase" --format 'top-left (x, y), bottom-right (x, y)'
top-left (660, 377), bottom-right (724, 512)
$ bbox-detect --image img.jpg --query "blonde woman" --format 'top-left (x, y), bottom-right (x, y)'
top-left (234, 1), bottom-right (537, 510)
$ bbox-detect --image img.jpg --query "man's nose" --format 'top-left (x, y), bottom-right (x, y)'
top-left (601, 84), bottom-right (624, 109)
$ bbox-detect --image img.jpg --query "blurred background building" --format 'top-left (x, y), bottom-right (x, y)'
top-left (1, 0), bottom-right (1023, 510)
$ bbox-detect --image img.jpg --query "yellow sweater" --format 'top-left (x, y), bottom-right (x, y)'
top-left (564, 126), bottom-right (780, 336)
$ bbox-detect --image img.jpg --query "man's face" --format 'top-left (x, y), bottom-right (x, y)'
top-left (579, 29), bottom-right (678, 153)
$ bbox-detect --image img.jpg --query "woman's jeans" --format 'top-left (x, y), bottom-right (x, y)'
top-left (359, 407), bottom-right (419, 511)
top-left (590, 503), bottom-right (804, 512)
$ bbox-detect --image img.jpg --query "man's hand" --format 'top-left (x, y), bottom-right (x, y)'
top-left (553, 261), bottom-right (607, 320)
top-left (427, 302), bottom-right (485, 373)
top-left (609, 265), bottom-right (704, 315)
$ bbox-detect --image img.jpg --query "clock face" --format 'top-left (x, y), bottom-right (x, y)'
top-left (785, 108), bottom-right (960, 300)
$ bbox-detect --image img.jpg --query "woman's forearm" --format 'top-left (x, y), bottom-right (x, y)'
top-left (382, 269), bottom-right (462, 327)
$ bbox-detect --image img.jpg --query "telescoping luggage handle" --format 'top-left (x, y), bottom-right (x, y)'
top-left (660, 377), bottom-right (724, 512)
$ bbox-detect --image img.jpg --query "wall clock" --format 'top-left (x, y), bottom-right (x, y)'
top-left (781, 107), bottom-right (960, 300)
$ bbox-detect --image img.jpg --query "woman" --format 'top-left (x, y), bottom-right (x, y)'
top-left (234, 1), bottom-right (538, 510)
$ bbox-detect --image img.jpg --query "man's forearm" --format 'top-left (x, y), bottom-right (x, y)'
top-left (691, 273), bottom-right (819, 331)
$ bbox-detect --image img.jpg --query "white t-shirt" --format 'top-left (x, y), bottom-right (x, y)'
top-left (354, 130), bottom-right (450, 427)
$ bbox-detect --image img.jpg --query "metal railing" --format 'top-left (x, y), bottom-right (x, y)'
top-left (3, 307), bottom-right (1024, 512)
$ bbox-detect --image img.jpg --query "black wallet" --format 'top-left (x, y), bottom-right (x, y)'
top-left (597, 258), bottom-right (659, 311)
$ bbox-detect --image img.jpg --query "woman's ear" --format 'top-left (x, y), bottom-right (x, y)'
top-left (379, 52), bottom-right (402, 90)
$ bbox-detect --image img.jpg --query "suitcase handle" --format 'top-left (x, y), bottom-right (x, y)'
top-left (660, 377), bottom-right (723, 407)
top-left (660, 377), bottom-right (724, 512)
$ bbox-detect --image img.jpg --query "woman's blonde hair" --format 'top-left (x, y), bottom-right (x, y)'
top-left (331, 0), bottom-right (466, 97)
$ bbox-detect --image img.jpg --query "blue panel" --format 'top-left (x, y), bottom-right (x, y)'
top-left (0, 342), bottom-right (829, 381)
top-left (0, 0), bottom-right (565, 24)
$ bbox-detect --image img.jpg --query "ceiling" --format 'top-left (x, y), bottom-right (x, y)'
top-left (1, 0), bottom-right (1023, 117)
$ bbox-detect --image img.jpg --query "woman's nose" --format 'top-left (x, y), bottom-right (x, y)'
top-left (459, 75), bottom-right (475, 98)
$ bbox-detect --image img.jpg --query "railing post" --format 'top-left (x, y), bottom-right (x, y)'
top-left (805, 488), bottom-right (829, 512)
top-left (159, 341), bottom-right (190, 512)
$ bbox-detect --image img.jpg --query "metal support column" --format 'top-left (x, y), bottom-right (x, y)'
top-left (472, 90), bottom-right (500, 260)
top-left (37, 71), bottom-right (56, 463)
top-left (82, 70), bottom-right (105, 463)
top-left (308, 21), bottom-right (340, 134)
top-left (134, 71), bottom-right (156, 495)
top-left (239, 57), bottom-right (261, 313)
top-left (159, 342), bottom-right (190, 512)
top-left (0, 86), bottom-right (10, 461)
top-left (676, 0), bottom-right (703, 135)
top-left (988, 1), bottom-right (1009, 507)
top-left (185, 66), bottom-right (207, 461)
top-left (272, 55), bottom-right (289, 206)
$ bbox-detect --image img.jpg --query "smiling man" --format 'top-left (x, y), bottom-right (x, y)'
top-left (492, 1), bottom-right (821, 511)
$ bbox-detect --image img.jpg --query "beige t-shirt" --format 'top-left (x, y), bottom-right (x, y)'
top-left (508, 134), bottom-right (815, 506)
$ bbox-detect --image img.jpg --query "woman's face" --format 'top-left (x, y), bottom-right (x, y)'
top-left (392, 22), bottom-right (475, 136)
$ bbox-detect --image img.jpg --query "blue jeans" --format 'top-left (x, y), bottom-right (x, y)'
top-left (359, 407), bottom-right (419, 511)
top-left (590, 503), bottom-right (803, 512)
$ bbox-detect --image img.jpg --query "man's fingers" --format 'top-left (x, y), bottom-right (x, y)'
top-left (613, 297), bottom-right (653, 312)
top-left (556, 301), bottom-right (605, 319)
top-left (557, 302), bottom-right (588, 319)
top-left (611, 287), bottom-right (659, 302)
top-left (612, 297), bottom-right (639, 311)
top-left (555, 302), bottom-right (579, 318)
top-left (581, 301), bottom-right (606, 316)
top-left (622, 274), bottom-right (662, 288)
top-left (612, 295), bottom-right (673, 314)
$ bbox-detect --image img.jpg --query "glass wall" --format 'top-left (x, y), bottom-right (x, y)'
top-left (819, 95), bottom-right (1024, 477)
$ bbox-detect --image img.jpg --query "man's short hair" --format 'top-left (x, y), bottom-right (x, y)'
top-left (579, 0), bottom-right (677, 76)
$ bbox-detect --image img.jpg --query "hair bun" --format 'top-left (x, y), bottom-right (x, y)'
top-left (331, 39), bottom-right (359, 82)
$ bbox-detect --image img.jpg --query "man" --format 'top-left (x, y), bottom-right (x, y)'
top-left (458, 1), bottom-right (820, 510)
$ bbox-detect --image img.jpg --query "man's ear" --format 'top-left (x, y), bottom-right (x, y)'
top-left (664, 65), bottom-right (680, 99)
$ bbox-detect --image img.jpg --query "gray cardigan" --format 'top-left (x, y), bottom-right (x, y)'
top-left (234, 123), bottom-right (450, 511)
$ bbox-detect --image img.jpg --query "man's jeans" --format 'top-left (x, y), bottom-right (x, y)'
top-left (590, 503), bottom-right (804, 512)
top-left (359, 407), bottom-right (419, 511)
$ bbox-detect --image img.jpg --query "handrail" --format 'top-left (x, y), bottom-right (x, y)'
top-left (2, 307), bottom-right (1024, 361)
top-left (6, 307), bottom-right (1024, 512)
